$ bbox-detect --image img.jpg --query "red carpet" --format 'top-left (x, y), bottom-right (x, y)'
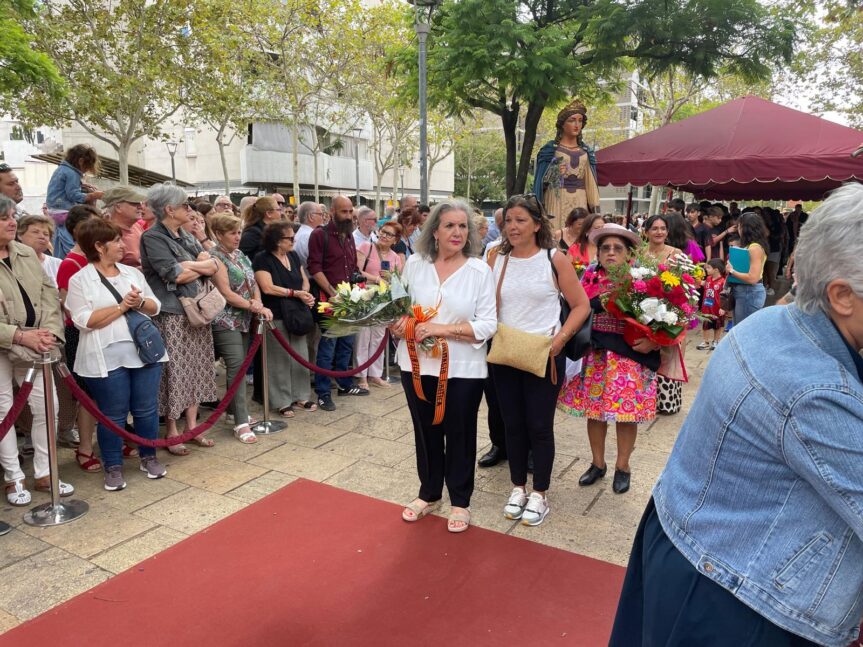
top-left (2, 480), bottom-right (625, 646)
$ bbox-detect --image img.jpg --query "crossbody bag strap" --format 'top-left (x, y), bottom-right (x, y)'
top-left (494, 253), bottom-right (510, 316)
top-left (95, 269), bottom-right (124, 304)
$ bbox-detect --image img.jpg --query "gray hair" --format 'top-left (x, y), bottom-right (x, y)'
top-left (147, 183), bottom-right (187, 220)
top-left (795, 183), bottom-right (863, 314)
top-left (415, 200), bottom-right (480, 261)
top-left (357, 206), bottom-right (376, 220)
top-left (297, 201), bottom-right (318, 224)
top-left (0, 195), bottom-right (15, 218)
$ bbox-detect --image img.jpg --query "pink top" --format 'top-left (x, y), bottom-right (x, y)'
top-left (358, 241), bottom-right (403, 279)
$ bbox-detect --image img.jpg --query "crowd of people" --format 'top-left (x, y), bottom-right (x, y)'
top-left (0, 149), bottom-right (817, 532)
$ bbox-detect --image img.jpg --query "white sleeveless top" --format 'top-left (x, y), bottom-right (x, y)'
top-left (492, 248), bottom-right (561, 336)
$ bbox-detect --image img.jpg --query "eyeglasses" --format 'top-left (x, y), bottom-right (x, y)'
top-left (281, 236), bottom-right (295, 241)
top-left (214, 203), bottom-right (233, 210)
top-left (173, 203), bottom-right (193, 211)
top-left (599, 244), bottom-right (628, 253)
top-left (378, 230), bottom-right (396, 239)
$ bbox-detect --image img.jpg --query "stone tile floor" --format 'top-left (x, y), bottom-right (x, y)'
top-left (0, 336), bottom-right (713, 634)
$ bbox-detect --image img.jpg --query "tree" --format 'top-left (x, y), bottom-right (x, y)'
top-left (15, 0), bottom-right (192, 184)
top-left (0, 0), bottom-right (63, 100)
top-left (453, 126), bottom-right (507, 204)
top-left (793, 2), bottom-right (863, 127)
top-left (403, 0), bottom-right (796, 197)
top-left (183, 0), bottom-right (271, 195)
top-left (248, 0), bottom-right (369, 202)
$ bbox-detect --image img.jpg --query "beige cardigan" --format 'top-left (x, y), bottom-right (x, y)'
top-left (0, 240), bottom-right (64, 349)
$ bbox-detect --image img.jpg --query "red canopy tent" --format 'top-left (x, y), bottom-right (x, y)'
top-left (596, 96), bottom-right (863, 201)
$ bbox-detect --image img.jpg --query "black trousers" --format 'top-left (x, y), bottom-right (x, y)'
top-left (483, 373), bottom-right (507, 450)
top-left (490, 354), bottom-right (565, 492)
top-left (401, 372), bottom-right (483, 508)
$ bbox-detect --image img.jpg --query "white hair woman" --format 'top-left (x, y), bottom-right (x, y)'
top-left (610, 183), bottom-right (863, 646)
top-left (389, 201), bottom-right (497, 533)
top-left (140, 183), bottom-right (220, 455)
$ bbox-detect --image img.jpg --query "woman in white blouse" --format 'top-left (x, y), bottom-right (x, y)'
top-left (390, 201), bottom-right (497, 533)
top-left (66, 218), bottom-right (167, 492)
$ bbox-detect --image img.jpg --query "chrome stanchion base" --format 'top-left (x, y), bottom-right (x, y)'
top-left (24, 499), bottom-right (89, 527)
top-left (250, 420), bottom-right (286, 435)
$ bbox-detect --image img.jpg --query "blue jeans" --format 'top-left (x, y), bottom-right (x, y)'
top-left (314, 332), bottom-right (355, 396)
top-left (731, 282), bottom-right (766, 324)
top-left (84, 363), bottom-right (163, 468)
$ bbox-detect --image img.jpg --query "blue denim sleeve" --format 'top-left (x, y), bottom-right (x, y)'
top-left (783, 388), bottom-right (863, 538)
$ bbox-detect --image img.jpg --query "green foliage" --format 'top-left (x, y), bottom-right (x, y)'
top-left (398, 0), bottom-right (797, 196)
top-left (793, 2), bottom-right (863, 127)
top-left (453, 128), bottom-right (507, 204)
top-left (15, 0), bottom-right (194, 183)
top-left (0, 0), bottom-right (63, 100)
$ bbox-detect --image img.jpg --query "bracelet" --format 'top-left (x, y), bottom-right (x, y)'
top-left (13, 330), bottom-right (22, 344)
top-left (116, 304), bottom-right (123, 312)
top-left (288, 289), bottom-right (294, 298)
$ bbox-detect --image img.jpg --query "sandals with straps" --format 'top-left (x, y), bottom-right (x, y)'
top-left (233, 423), bottom-right (258, 444)
top-left (447, 507), bottom-right (471, 533)
top-left (5, 479), bottom-right (31, 506)
top-left (75, 450), bottom-right (102, 473)
top-left (402, 498), bottom-right (440, 522)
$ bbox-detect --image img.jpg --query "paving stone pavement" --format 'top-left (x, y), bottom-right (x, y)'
top-left (0, 335), bottom-right (712, 633)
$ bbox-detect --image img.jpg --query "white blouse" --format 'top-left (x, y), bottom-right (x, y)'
top-left (493, 248), bottom-right (561, 336)
top-left (396, 254), bottom-right (497, 379)
top-left (66, 263), bottom-right (165, 378)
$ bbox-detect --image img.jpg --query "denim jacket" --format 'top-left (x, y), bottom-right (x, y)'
top-left (46, 161), bottom-right (86, 210)
top-left (654, 304), bottom-right (863, 646)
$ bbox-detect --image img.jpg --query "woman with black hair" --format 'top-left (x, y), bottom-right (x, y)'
top-left (491, 195), bottom-right (590, 526)
top-left (726, 211), bottom-right (768, 323)
top-left (568, 212), bottom-right (606, 266)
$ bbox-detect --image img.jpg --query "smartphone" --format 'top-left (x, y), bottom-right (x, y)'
top-left (381, 260), bottom-right (391, 271)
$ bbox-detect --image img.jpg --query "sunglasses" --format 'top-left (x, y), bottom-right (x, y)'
top-left (0, 163), bottom-right (11, 172)
top-left (281, 236), bottom-right (295, 241)
top-left (276, 201), bottom-right (286, 206)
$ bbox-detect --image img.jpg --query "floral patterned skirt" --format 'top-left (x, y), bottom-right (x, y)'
top-left (557, 349), bottom-right (657, 423)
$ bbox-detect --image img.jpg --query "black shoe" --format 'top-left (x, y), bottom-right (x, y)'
top-left (0, 520), bottom-right (11, 536)
top-left (317, 394), bottom-right (336, 411)
top-left (478, 445), bottom-right (507, 468)
top-left (338, 386), bottom-right (370, 396)
top-left (199, 401), bottom-right (219, 410)
top-left (526, 451), bottom-right (534, 473)
top-left (612, 469), bottom-right (631, 494)
top-left (578, 463), bottom-right (607, 486)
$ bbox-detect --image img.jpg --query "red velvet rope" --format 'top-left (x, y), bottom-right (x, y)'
top-left (269, 327), bottom-right (388, 377)
top-left (0, 380), bottom-right (34, 443)
top-left (58, 333), bottom-right (262, 448)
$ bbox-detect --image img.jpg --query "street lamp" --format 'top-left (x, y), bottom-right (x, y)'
top-left (399, 165), bottom-right (406, 204)
top-left (353, 127), bottom-right (362, 208)
top-left (166, 140), bottom-right (180, 184)
top-left (407, 0), bottom-right (441, 207)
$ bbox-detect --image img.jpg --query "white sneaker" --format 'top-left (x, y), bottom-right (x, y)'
top-left (504, 487), bottom-right (528, 519)
top-left (521, 492), bottom-right (550, 526)
top-left (766, 288), bottom-right (775, 296)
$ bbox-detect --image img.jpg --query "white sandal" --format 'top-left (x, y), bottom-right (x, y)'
top-left (233, 423), bottom-right (258, 444)
top-left (401, 498), bottom-right (440, 522)
top-left (5, 479), bottom-right (31, 506)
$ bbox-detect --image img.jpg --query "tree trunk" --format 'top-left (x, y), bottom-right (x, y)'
top-left (391, 139), bottom-right (399, 202)
top-left (117, 143), bottom-right (130, 185)
top-left (313, 149), bottom-right (320, 203)
top-left (515, 99), bottom-right (546, 196)
top-left (466, 145), bottom-right (472, 202)
top-left (217, 122), bottom-right (230, 196)
top-left (291, 123), bottom-right (301, 202)
top-left (501, 106), bottom-right (519, 198)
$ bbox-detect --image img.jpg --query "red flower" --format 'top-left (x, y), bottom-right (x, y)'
top-left (645, 276), bottom-right (665, 298)
top-left (667, 285), bottom-right (688, 307)
top-left (682, 273), bottom-right (695, 285)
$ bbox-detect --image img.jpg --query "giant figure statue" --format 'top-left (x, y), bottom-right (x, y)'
top-left (533, 99), bottom-right (601, 230)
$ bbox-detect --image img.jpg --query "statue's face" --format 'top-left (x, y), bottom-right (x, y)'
top-left (563, 113), bottom-right (584, 138)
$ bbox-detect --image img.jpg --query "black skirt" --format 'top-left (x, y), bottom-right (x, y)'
top-left (609, 498), bottom-right (819, 647)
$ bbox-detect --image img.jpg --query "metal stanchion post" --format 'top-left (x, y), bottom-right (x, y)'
top-left (24, 354), bottom-right (88, 527)
top-left (251, 317), bottom-right (286, 435)
top-left (384, 336), bottom-right (399, 384)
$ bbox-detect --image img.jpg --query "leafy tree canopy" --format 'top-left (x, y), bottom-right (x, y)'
top-left (0, 0), bottom-right (63, 100)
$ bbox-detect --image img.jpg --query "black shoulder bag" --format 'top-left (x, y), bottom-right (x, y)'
top-left (96, 271), bottom-right (166, 365)
top-left (548, 249), bottom-right (593, 361)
